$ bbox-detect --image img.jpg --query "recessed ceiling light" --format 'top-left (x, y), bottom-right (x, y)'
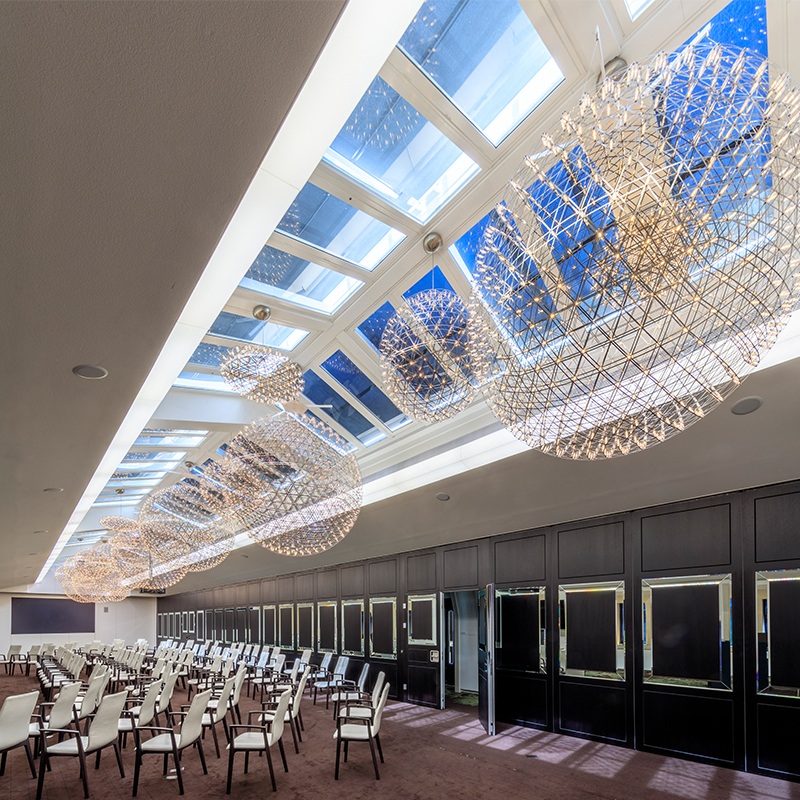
top-left (43, 487), bottom-right (63, 493)
top-left (34, 530), bottom-right (48, 534)
top-left (72, 364), bottom-right (108, 379)
top-left (28, 552), bottom-right (38, 556)
top-left (436, 492), bottom-right (450, 502)
top-left (731, 396), bottom-right (763, 415)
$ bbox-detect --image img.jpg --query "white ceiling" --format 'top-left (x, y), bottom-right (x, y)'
top-left (4, 0), bottom-right (799, 594)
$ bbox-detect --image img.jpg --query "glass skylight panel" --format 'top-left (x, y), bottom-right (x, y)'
top-left (683, 0), bottom-right (766, 55)
top-left (403, 265), bottom-right (454, 298)
top-left (449, 211), bottom-right (492, 280)
top-left (279, 182), bottom-right (406, 270)
top-left (209, 310), bottom-right (308, 350)
top-left (321, 350), bottom-right (410, 431)
top-left (356, 302), bottom-right (396, 352)
top-left (188, 342), bottom-right (232, 369)
top-left (240, 244), bottom-right (363, 314)
top-left (295, 410), bottom-right (357, 454)
top-left (118, 452), bottom-right (185, 471)
top-left (173, 371), bottom-right (238, 393)
top-left (623, 0), bottom-right (654, 19)
top-left (399, 0), bottom-right (563, 146)
top-left (134, 432), bottom-right (206, 447)
top-left (302, 370), bottom-right (387, 447)
top-left (324, 76), bottom-right (479, 223)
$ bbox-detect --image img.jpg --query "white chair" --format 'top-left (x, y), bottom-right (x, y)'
top-left (258, 666), bottom-right (310, 754)
top-left (18, 644), bottom-right (41, 677)
top-left (132, 688), bottom-right (211, 796)
top-left (0, 690), bottom-right (39, 778)
top-left (225, 688), bottom-right (292, 794)
top-left (0, 645), bottom-right (22, 675)
top-left (200, 675), bottom-right (235, 758)
top-left (341, 671), bottom-right (386, 722)
top-left (29, 681), bottom-right (83, 757)
top-left (118, 679), bottom-right (160, 748)
top-left (334, 683), bottom-right (390, 780)
top-left (330, 662), bottom-right (369, 718)
top-left (36, 689), bottom-right (128, 800)
top-left (313, 655), bottom-right (349, 708)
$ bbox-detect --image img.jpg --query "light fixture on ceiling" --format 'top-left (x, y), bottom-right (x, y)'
top-left (423, 231), bottom-right (443, 254)
top-left (380, 289), bottom-right (491, 423)
top-left (436, 492), bottom-right (450, 501)
top-left (472, 42), bottom-right (800, 460)
top-left (731, 396), bottom-right (763, 415)
top-left (253, 304), bottom-right (272, 321)
top-left (220, 344), bottom-right (304, 404)
top-left (72, 365), bottom-right (109, 380)
top-left (43, 487), bottom-right (63, 493)
top-left (99, 515), bottom-right (138, 533)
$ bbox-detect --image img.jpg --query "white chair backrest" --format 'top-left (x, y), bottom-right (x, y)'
top-left (0, 691), bottom-right (39, 748)
top-left (221, 656), bottom-right (235, 677)
top-left (287, 660), bottom-right (300, 683)
top-left (292, 668), bottom-right (311, 719)
top-left (77, 671), bottom-right (108, 719)
top-left (28, 644), bottom-right (42, 658)
top-left (208, 654), bottom-right (222, 674)
top-left (371, 671), bottom-right (386, 706)
top-left (356, 662), bottom-right (370, 691)
top-left (6, 644), bottom-right (21, 657)
top-left (318, 653), bottom-right (332, 674)
top-left (213, 676), bottom-right (236, 723)
top-left (372, 684), bottom-right (390, 736)
top-left (136, 680), bottom-right (161, 729)
top-left (273, 654), bottom-right (286, 674)
top-left (255, 651), bottom-right (269, 670)
top-left (333, 656), bottom-right (349, 678)
top-left (157, 671), bottom-right (180, 713)
top-left (232, 664), bottom-right (247, 704)
top-left (181, 689), bottom-right (212, 747)
top-left (270, 646), bottom-right (281, 662)
top-left (42, 643), bottom-right (55, 656)
top-left (86, 690), bottom-right (127, 752)
top-left (268, 690), bottom-right (292, 746)
top-left (299, 648), bottom-right (312, 666)
top-left (47, 682), bottom-right (83, 729)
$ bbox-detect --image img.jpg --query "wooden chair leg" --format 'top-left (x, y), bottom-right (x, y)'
top-left (79, 750), bottom-right (91, 798)
top-left (210, 722), bottom-right (220, 758)
top-left (289, 716), bottom-right (299, 754)
top-left (334, 736), bottom-right (341, 780)
top-left (368, 734), bottom-right (380, 780)
top-left (277, 739), bottom-right (288, 773)
top-left (24, 740), bottom-right (37, 779)
top-left (197, 737), bottom-right (208, 775)
top-left (344, 740), bottom-right (348, 762)
top-left (225, 748), bottom-right (234, 794)
top-left (244, 751), bottom-right (249, 774)
top-left (132, 747), bottom-right (142, 796)
top-left (173, 746), bottom-right (184, 795)
top-left (375, 733), bottom-right (384, 763)
top-left (113, 742), bottom-right (125, 777)
top-left (1, 750), bottom-right (7, 776)
top-left (265, 745), bottom-right (276, 792)
top-left (36, 747), bottom-right (47, 800)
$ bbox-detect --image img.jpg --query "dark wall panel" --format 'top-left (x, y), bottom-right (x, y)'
top-left (559, 523), bottom-right (624, 578)
top-left (297, 605), bottom-right (313, 649)
top-left (497, 672), bottom-right (547, 727)
top-left (767, 580), bottom-right (800, 688)
top-left (559, 682), bottom-right (626, 741)
top-left (316, 570), bottom-right (337, 599)
top-left (318, 605), bottom-right (336, 651)
top-left (341, 565), bottom-right (365, 597)
top-left (369, 560), bottom-right (397, 595)
top-left (407, 553), bottom-right (436, 592)
top-left (755, 492), bottom-right (800, 562)
top-left (262, 580), bottom-right (276, 603)
top-left (643, 692), bottom-right (734, 762)
top-left (11, 597), bottom-right (94, 634)
top-left (757, 704), bottom-right (800, 775)
top-left (443, 546), bottom-right (478, 589)
top-left (278, 577), bottom-right (294, 602)
top-left (495, 535), bottom-right (545, 585)
top-left (296, 574), bottom-right (314, 601)
top-left (236, 584), bottom-right (247, 606)
top-left (642, 505), bottom-right (730, 571)
top-left (566, 590), bottom-right (617, 673)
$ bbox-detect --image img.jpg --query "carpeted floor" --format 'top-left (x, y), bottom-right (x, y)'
top-left (0, 669), bottom-right (797, 800)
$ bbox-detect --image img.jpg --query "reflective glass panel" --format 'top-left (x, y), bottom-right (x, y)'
top-left (188, 342), bottom-right (233, 368)
top-left (325, 76), bottom-right (479, 223)
top-left (133, 433), bottom-right (206, 447)
top-left (756, 569), bottom-right (800, 697)
top-left (403, 265), bottom-right (454, 298)
top-left (302, 371), bottom-right (386, 447)
top-left (495, 587), bottom-right (546, 673)
top-left (399, 0), bottom-right (563, 146)
top-left (682, 0), bottom-right (766, 54)
top-left (173, 371), bottom-right (237, 393)
top-left (240, 244), bottom-right (363, 315)
top-left (449, 211), bottom-right (493, 280)
top-left (209, 311), bottom-right (308, 350)
top-left (342, 600), bottom-right (365, 657)
top-left (320, 350), bottom-right (410, 431)
top-left (356, 302), bottom-right (396, 352)
top-left (279, 182), bottom-right (405, 270)
top-left (297, 410), bottom-right (357, 454)
top-left (370, 597), bottom-right (397, 660)
top-left (624, 0), bottom-right (654, 19)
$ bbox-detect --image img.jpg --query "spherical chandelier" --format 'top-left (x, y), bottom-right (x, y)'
top-left (220, 344), bottom-right (304, 404)
top-left (472, 42), bottom-right (800, 460)
top-left (380, 289), bottom-right (491, 423)
top-left (57, 546), bottom-right (129, 603)
top-left (109, 530), bottom-right (188, 590)
top-left (98, 515), bottom-right (138, 533)
top-left (215, 414), bottom-right (362, 555)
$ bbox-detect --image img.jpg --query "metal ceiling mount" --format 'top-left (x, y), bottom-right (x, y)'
top-left (596, 55), bottom-right (628, 86)
top-left (253, 304), bottom-right (271, 321)
top-left (422, 232), bottom-right (443, 254)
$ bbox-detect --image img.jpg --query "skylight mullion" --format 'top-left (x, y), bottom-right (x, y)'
top-left (311, 161), bottom-right (424, 238)
top-left (436, 248), bottom-right (475, 299)
top-left (381, 48), bottom-right (495, 169)
top-left (266, 231), bottom-right (378, 281)
top-left (295, 401), bottom-right (365, 453)
top-left (222, 294), bottom-right (329, 331)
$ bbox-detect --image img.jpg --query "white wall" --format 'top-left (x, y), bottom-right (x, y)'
top-left (0, 592), bottom-right (157, 652)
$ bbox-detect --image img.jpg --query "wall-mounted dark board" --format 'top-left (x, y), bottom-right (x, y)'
top-left (278, 577), bottom-right (294, 602)
top-left (11, 597), bottom-right (94, 634)
top-left (641, 505), bottom-right (730, 571)
top-left (263, 607), bottom-right (276, 646)
top-left (410, 598), bottom-right (434, 642)
top-left (559, 523), bottom-right (624, 578)
top-left (643, 691), bottom-right (734, 762)
top-left (495, 535), bottom-right (545, 585)
top-left (342, 603), bottom-right (364, 655)
top-left (559, 682), bottom-right (626, 741)
top-left (369, 560), bottom-right (396, 595)
top-left (318, 605), bottom-right (336, 652)
top-left (651, 583), bottom-right (720, 681)
top-left (297, 605), bottom-right (313, 649)
top-left (296, 574), bottom-right (314, 601)
top-left (279, 606), bottom-right (294, 648)
top-left (443, 546), bottom-right (478, 588)
top-left (566, 590), bottom-right (617, 673)
top-left (371, 600), bottom-right (395, 658)
top-left (317, 570), bottom-right (337, 599)
top-left (767, 580), bottom-right (800, 688)
top-left (341, 565), bottom-right (365, 597)
top-left (496, 593), bottom-right (541, 671)
top-left (407, 553), bottom-right (436, 592)
top-left (755, 492), bottom-right (800, 562)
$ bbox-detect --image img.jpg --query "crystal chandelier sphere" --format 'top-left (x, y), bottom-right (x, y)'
top-left (57, 546), bottom-right (128, 603)
top-left (216, 414), bottom-right (362, 555)
top-left (220, 344), bottom-right (305, 404)
top-left (380, 289), bottom-right (491, 423)
top-left (473, 42), bottom-right (800, 460)
top-left (109, 530), bottom-right (188, 590)
top-left (98, 515), bottom-right (138, 533)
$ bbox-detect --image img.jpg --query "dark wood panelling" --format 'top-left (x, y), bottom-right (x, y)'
top-left (278, 576), bottom-right (294, 602)
top-left (407, 662), bottom-right (439, 707)
top-left (496, 671), bottom-right (547, 727)
top-left (235, 584), bottom-right (247, 606)
top-left (757, 703), bottom-right (800, 775)
top-left (643, 691), bottom-right (735, 762)
top-left (443, 546), bottom-right (478, 589)
top-left (559, 682), bottom-right (627, 741)
top-left (316, 570), bottom-right (337, 599)
top-left (559, 522), bottom-right (624, 578)
top-left (407, 553), bottom-right (436, 592)
top-left (341, 565), bottom-right (365, 597)
top-left (495, 535), bottom-right (546, 585)
top-left (247, 582), bottom-right (260, 605)
top-left (262, 579), bottom-right (276, 604)
top-left (296, 573), bottom-right (314, 601)
top-left (755, 492), bottom-right (800, 562)
top-left (642, 505), bottom-right (731, 571)
top-left (369, 560), bottom-right (397, 595)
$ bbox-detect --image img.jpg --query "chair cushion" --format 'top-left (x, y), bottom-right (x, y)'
top-left (47, 736), bottom-right (88, 755)
top-left (139, 733), bottom-right (179, 753)
top-left (340, 707), bottom-right (373, 719)
top-left (229, 732), bottom-right (268, 750)
top-left (333, 725), bottom-right (372, 741)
